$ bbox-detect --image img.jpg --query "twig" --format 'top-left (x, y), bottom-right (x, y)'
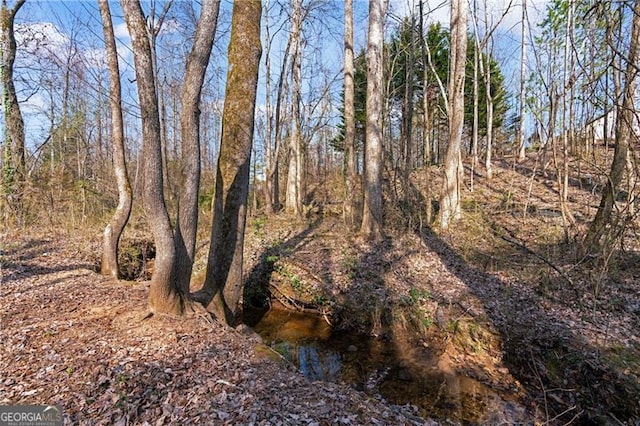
top-left (608, 412), bottom-right (626, 426)
top-left (529, 349), bottom-right (549, 423)
top-left (498, 230), bottom-right (576, 290)
top-left (547, 404), bottom-right (578, 424)
top-left (560, 410), bottom-right (584, 425)
top-left (269, 284), bottom-right (331, 323)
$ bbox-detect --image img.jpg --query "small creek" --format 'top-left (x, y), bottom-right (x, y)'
top-left (247, 305), bottom-right (529, 424)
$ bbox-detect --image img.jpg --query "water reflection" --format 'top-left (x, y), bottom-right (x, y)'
top-left (298, 345), bottom-right (341, 381)
top-left (250, 307), bottom-right (529, 424)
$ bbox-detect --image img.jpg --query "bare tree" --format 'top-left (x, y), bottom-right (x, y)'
top-left (517, 0), bottom-right (527, 162)
top-left (343, 0), bottom-right (357, 230)
top-left (360, 0), bottom-right (386, 240)
top-left (196, 0), bottom-right (262, 325)
top-left (585, 0), bottom-right (640, 252)
top-left (1, 0), bottom-right (26, 216)
top-left (173, 0), bottom-right (220, 293)
top-left (439, 0), bottom-right (467, 230)
top-left (285, 0), bottom-right (303, 217)
top-left (263, 0), bottom-right (276, 214)
top-left (98, 0), bottom-right (133, 279)
top-left (122, 0), bottom-right (187, 314)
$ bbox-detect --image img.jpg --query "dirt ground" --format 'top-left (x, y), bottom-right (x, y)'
top-left (0, 234), bottom-right (427, 425)
top-left (1, 154), bottom-right (639, 425)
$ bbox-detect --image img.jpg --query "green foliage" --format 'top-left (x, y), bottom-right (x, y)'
top-left (251, 216), bottom-right (267, 237)
top-left (198, 190), bottom-right (213, 210)
top-left (330, 50), bottom-right (367, 154)
top-left (333, 19), bottom-right (509, 161)
top-left (464, 41), bottom-right (509, 135)
top-left (342, 252), bottom-right (359, 279)
top-left (290, 274), bottom-right (303, 292)
top-left (409, 287), bottom-right (431, 303)
top-left (401, 287), bottom-right (431, 306)
top-left (422, 316), bottom-right (433, 329)
top-left (312, 294), bottom-right (329, 306)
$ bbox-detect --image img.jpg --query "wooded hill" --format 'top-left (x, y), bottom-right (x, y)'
top-left (1, 0), bottom-right (639, 424)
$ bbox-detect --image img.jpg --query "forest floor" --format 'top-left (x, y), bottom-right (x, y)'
top-left (1, 152), bottom-right (639, 424)
top-left (0, 235), bottom-right (425, 425)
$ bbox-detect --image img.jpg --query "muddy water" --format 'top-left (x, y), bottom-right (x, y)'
top-left (249, 306), bottom-right (529, 424)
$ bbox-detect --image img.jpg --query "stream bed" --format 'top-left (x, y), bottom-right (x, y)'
top-left (248, 306), bottom-right (530, 424)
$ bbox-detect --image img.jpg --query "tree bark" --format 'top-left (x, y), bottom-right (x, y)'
top-left (99, 0), bottom-right (133, 279)
top-left (263, 1), bottom-right (275, 214)
top-left (484, 38), bottom-right (494, 180)
top-left (585, 0), bottom-right (640, 252)
top-left (285, 0), bottom-right (303, 217)
top-left (419, 0), bottom-right (432, 223)
top-left (1, 0), bottom-right (26, 209)
top-left (360, 0), bottom-right (386, 240)
top-left (403, 14), bottom-right (415, 197)
top-left (122, 0), bottom-right (185, 315)
top-left (343, 0), bottom-right (357, 230)
top-left (439, 0), bottom-right (467, 230)
top-left (196, 0), bottom-right (262, 325)
top-left (517, 0), bottom-right (527, 162)
top-left (173, 0), bottom-right (220, 293)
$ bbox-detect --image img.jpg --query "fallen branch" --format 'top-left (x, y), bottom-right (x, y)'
top-left (493, 225), bottom-right (576, 291)
top-left (269, 283), bottom-right (332, 324)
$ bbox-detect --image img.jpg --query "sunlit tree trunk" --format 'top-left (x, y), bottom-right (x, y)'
top-left (343, 0), bottom-right (357, 230)
top-left (263, 0), bottom-right (275, 214)
top-left (122, 0), bottom-right (186, 315)
top-left (402, 14), bottom-right (415, 194)
top-left (470, 0), bottom-right (480, 192)
top-left (585, 0), bottom-right (640, 251)
top-left (173, 0), bottom-right (220, 293)
top-left (517, 0), bottom-right (527, 162)
top-left (360, 0), bottom-right (386, 240)
top-left (286, 0), bottom-right (303, 217)
top-left (269, 37), bottom-right (291, 214)
top-left (484, 37), bottom-right (494, 180)
top-left (419, 0), bottom-right (432, 223)
top-left (558, 0), bottom-right (576, 238)
top-left (439, 0), bottom-right (467, 230)
top-left (197, 0), bottom-right (262, 325)
top-left (99, 0), bottom-right (133, 279)
top-left (1, 0), bottom-right (26, 217)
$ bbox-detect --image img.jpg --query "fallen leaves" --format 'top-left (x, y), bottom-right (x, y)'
top-left (0, 236), bottom-right (424, 424)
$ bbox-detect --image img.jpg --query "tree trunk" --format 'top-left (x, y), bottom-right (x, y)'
top-left (99, 0), bottom-right (133, 279)
top-left (558, 0), bottom-right (576, 239)
top-left (484, 39), bottom-right (494, 180)
top-left (1, 0), bottom-right (26, 214)
top-left (360, 0), bottom-right (386, 240)
top-left (471, 3), bottom-right (479, 191)
top-left (517, 0), bottom-right (527, 162)
top-left (343, 0), bottom-right (357, 230)
top-left (439, 0), bottom-right (467, 230)
top-left (402, 14), bottom-right (415, 195)
top-left (286, 0), bottom-right (303, 217)
top-left (419, 0), bottom-right (432, 223)
top-left (196, 0), bottom-right (262, 325)
top-left (263, 1), bottom-right (274, 214)
top-left (585, 0), bottom-right (640, 252)
top-left (173, 0), bottom-right (220, 293)
top-left (122, 0), bottom-right (185, 315)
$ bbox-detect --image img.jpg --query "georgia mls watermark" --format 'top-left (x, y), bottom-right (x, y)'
top-left (0, 405), bottom-right (62, 426)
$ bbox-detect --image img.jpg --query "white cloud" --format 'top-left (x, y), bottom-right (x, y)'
top-left (83, 47), bottom-right (107, 68)
top-left (15, 22), bottom-right (69, 56)
top-left (387, 0), bottom-right (547, 34)
top-left (114, 22), bottom-right (130, 39)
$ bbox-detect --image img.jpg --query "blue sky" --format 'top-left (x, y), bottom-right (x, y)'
top-left (4, 0), bottom-right (550, 153)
